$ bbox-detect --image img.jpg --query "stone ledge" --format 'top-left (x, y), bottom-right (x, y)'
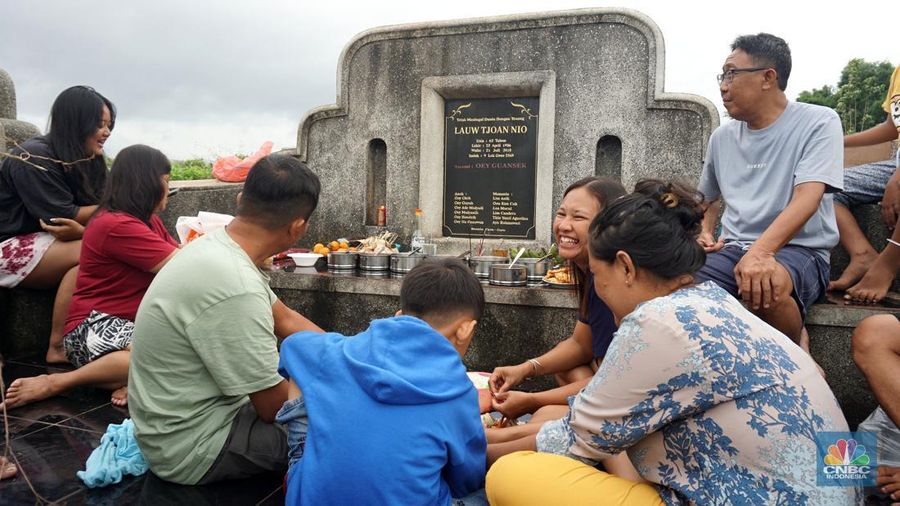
top-left (169, 179), bottom-right (243, 190)
top-left (807, 303), bottom-right (895, 328)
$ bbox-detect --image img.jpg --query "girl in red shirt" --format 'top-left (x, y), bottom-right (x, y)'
top-left (2, 144), bottom-right (178, 408)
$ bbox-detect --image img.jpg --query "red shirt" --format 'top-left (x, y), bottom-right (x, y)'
top-left (64, 211), bottom-right (178, 334)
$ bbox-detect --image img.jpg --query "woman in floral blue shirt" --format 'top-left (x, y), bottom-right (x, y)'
top-left (486, 181), bottom-right (857, 505)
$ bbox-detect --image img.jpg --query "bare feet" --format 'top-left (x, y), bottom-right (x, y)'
top-left (0, 456), bottom-right (17, 480)
top-left (845, 261), bottom-right (895, 304)
top-left (828, 251), bottom-right (877, 292)
top-left (1, 375), bottom-right (58, 409)
top-left (876, 466), bottom-right (900, 503)
top-left (111, 386), bottom-right (128, 407)
top-left (45, 343), bottom-right (68, 364)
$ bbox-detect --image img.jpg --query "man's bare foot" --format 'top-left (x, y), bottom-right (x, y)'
top-left (111, 386), bottom-right (128, 407)
top-left (845, 261), bottom-right (895, 304)
top-left (876, 466), bottom-right (900, 503)
top-left (0, 456), bottom-right (17, 480)
top-left (828, 251), bottom-right (877, 291)
top-left (1, 375), bottom-right (58, 409)
top-left (45, 344), bottom-right (67, 364)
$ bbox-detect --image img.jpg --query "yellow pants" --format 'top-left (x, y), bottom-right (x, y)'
top-left (486, 451), bottom-right (664, 506)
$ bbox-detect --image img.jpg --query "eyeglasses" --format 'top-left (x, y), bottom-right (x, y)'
top-left (716, 67), bottom-right (770, 85)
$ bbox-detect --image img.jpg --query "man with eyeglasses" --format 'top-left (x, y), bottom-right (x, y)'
top-left (695, 33), bottom-right (843, 355)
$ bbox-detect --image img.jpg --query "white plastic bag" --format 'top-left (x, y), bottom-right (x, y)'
top-left (175, 211), bottom-right (234, 245)
top-left (858, 407), bottom-right (900, 467)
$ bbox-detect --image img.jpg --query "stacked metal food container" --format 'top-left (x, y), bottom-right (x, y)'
top-left (328, 251), bottom-right (551, 287)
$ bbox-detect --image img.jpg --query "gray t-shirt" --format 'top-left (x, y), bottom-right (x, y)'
top-left (698, 101), bottom-right (843, 261)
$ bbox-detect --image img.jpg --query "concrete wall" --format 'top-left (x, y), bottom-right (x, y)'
top-left (296, 9), bottom-right (718, 247)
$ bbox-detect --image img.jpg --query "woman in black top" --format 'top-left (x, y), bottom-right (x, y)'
top-left (0, 85), bottom-right (115, 363)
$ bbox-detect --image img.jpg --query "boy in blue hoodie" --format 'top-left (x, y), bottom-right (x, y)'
top-left (277, 258), bottom-right (487, 505)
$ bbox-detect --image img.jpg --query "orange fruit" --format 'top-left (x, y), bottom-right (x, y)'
top-left (329, 241), bottom-right (340, 251)
top-left (339, 241), bottom-right (349, 249)
top-left (313, 243), bottom-right (325, 251)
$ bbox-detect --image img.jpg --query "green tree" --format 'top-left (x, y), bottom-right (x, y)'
top-left (796, 85), bottom-right (836, 109)
top-left (798, 59), bottom-right (894, 134)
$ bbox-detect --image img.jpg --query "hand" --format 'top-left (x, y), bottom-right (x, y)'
top-left (698, 231), bottom-right (724, 253)
top-left (39, 218), bottom-right (84, 241)
top-left (882, 176), bottom-right (900, 230)
top-left (491, 390), bottom-right (536, 419)
top-left (876, 466), bottom-right (900, 502)
top-left (489, 363), bottom-right (531, 394)
top-left (733, 248), bottom-right (782, 310)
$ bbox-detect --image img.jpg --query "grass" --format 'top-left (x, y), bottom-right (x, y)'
top-left (170, 159), bottom-right (213, 181)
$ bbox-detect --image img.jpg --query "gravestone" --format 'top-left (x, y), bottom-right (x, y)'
top-left (443, 98), bottom-right (539, 240)
top-left (296, 8), bottom-right (718, 249)
top-left (0, 67), bottom-right (41, 152)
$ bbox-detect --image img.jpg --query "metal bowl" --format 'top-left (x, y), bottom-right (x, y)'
top-left (471, 256), bottom-right (507, 278)
top-left (390, 253), bottom-right (427, 273)
top-left (359, 252), bottom-right (391, 271)
top-left (518, 258), bottom-right (551, 281)
top-left (359, 269), bottom-right (390, 278)
top-left (328, 251), bottom-right (358, 270)
top-left (489, 263), bottom-right (527, 287)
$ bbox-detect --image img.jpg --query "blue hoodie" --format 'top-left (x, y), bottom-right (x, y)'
top-left (278, 315), bottom-right (486, 506)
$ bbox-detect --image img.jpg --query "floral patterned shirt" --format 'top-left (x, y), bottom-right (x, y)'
top-left (537, 282), bottom-right (859, 505)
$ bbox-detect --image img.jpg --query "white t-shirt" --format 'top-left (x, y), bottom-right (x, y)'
top-left (698, 101), bottom-right (844, 261)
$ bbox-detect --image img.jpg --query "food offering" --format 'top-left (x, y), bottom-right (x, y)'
top-left (507, 243), bottom-right (562, 264)
top-left (312, 239), bottom-right (354, 256)
top-left (356, 231), bottom-right (399, 254)
top-left (357, 231), bottom-right (399, 272)
top-left (543, 266), bottom-right (575, 288)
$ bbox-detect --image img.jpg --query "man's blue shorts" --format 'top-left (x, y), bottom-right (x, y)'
top-left (694, 243), bottom-right (829, 319)
top-left (275, 395), bottom-right (308, 469)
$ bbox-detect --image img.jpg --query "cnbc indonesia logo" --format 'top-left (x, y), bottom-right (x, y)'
top-left (822, 438), bottom-right (871, 481)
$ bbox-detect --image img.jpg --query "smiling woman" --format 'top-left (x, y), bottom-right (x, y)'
top-left (0, 85), bottom-right (116, 363)
top-left (486, 180), bottom-right (858, 505)
top-left (488, 177), bottom-right (626, 420)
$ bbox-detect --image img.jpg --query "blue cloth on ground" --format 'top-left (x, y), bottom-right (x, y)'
top-left (77, 418), bottom-right (149, 488)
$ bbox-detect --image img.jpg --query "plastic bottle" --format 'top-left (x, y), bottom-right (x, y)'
top-left (411, 208), bottom-right (425, 251)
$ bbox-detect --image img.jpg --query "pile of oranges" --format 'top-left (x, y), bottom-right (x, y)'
top-left (312, 240), bottom-right (355, 256)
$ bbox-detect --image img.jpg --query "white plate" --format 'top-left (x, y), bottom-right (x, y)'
top-left (543, 279), bottom-right (576, 289)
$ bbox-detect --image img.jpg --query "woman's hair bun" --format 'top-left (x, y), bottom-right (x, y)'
top-left (588, 179), bottom-right (707, 280)
top-left (633, 179), bottom-right (704, 235)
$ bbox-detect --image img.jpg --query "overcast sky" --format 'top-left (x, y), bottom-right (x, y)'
top-left (1, 0), bottom-right (895, 160)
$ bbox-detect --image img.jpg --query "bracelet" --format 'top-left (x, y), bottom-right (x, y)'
top-left (527, 358), bottom-right (543, 375)
top-left (888, 238), bottom-right (900, 249)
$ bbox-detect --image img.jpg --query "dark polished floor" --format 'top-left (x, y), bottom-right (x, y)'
top-left (0, 354), bottom-right (284, 505)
